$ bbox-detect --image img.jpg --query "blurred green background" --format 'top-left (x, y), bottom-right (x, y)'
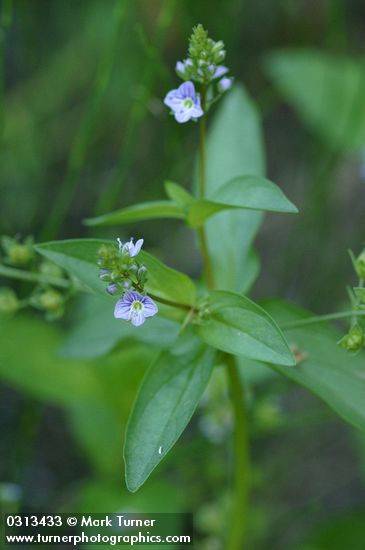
top-left (1, 0), bottom-right (365, 548)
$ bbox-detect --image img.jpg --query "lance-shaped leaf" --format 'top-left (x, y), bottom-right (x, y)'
top-left (261, 299), bottom-right (365, 432)
top-left (35, 239), bottom-right (196, 307)
top-left (124, 342), bottom-right (215, 492)
top-left (202, 85), bottom-right (265, 293)
top-left (164, 181), bottom-right (194, 209)
top-left (83, 201), bottom-right (184, 227)
top-left (264, 50), bottom-right (365, 152)
top-left (195, 290), bottom-right (295, 366)
top-left (187, 175), bottom-right (297, 227)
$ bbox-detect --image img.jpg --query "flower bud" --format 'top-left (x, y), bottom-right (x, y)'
top-left (137, 264), bottom-right (148, 284)
top-left (99, 269), bottom-right (112, 281)
top-left (355, 250), bottom-right (365, 280)
top-left (39, 260), bottom-right (64, 278)
top-left (218, 77), bottom-right (233, 93)
top-left (2, 236), bottom-right (34, 266)
top-left (339, 323), bottom-right (364, 351)
top-left (0, 288), bottom-right (19, 314)
top-left (38, 289), bottom-right (64, 312)
top-left (106, 283), bottom-right (119, 295)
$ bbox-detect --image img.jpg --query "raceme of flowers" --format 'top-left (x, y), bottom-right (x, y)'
top-left (164, 25), bottom-right (234, 123)
top-left (97, 238), bottom-right (158, 327)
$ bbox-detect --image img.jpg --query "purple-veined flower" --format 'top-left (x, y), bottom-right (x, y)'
top-left (218, 76), bottom-right (233, 92)
top-left (117, 237), bottom-right (144, 257)
top-left (114, 290), bottom-right (158, 327)
top-left (164, 81), bottom-right (204, 123)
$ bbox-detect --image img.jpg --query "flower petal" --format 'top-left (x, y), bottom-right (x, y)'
top-left (141, 296), bottom-right (158, 317)
top-left (164, 90), bottom-right (182, 109)
top-left (174, 108), bottom-right (193, 123)
top-left (131, 238), bottom-right (144, 257)
top-left (178, 81), bottom-right (195, 99)
top-left (114, 299), bottom-right (132, 320)
top-left (191, 104), bottom-right (204, 119)
top-left (131, 311), bottom-right (146, 327)
top-left (213, 65), bottom-right (229, 79)
top-left (125, 290), bottom-right (141, 302)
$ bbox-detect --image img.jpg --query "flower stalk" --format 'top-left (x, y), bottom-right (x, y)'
top-left (225, 353), bottom-right (250, 550)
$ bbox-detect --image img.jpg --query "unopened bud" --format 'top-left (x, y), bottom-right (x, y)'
top-left (339, 323), bottom-right (364, 351)
top-left (106, 283), bottom-right (119, 295)
top-left (38, 289), bottom-right (63, 312)
top-left (99, 269), bottom-right (111, 281)
top-left (0, 288), bottom-right (19, 314)
top-left (355, 250), bottom-right (365, 280)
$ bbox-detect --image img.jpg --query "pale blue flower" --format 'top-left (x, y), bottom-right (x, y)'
top-left (210, 65), bottom-right (228, 79)
top-left (175, 58), bottom-right (193, 78)
top-left (106, 283), bottom-right (119, 295)
top-left (164, 81), bottom-right (204, 123)
top-left (218, 76), bottom-right (233, 92)
top-left (114, 290), bottom-right (158, 327)
top-left (117, 237), bottom-right (144, 257)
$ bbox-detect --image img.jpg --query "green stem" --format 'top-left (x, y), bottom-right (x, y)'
top-left (199, 98), bottom-right (207, 199)
top-left (280, 310), bottom-right (365, 330)
top-left (198, 89), bottom-right (214, 289)
top-left (0, 264), bottom-right (71, 289)
top-left (225, 354), bottom-right (249, 550)
top-left (0, 263), bottom-right (196, 314)
top-left (148, 293), bottom-right (197, 313)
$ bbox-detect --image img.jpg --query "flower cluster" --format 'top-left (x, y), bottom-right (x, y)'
top-left (164, 25), bottom-right (233, 123)
top-left (0, 235), bottom-right (68, 320)
top-left (339, 247), bottom-right (365, 352)
top-left (97, 238), bottom-right (158, 327)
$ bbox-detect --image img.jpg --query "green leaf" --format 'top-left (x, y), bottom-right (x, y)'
top-left (83, 200), bottom-right (184, 227)
top-left (262, 299), bottom-right (365, 432)
top-left (0, 314), bottom-right (101, 406)
top-left (164, 181), bottom-right (193, 208)
top-left (124, 342), bottom-right (215, 492)
top-left (265, 50), bottom-right (365, 152)
top-left (195, 291), bottom-right (295, 366)
top-left (35, 239), bottom-right (196, 307)
top-left (188, 175), bottom-right (297, 226)
top-left (203, 84), bottom-right (266, 292)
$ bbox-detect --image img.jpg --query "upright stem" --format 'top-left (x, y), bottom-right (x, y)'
top-left (225, 354), bottom-right (250, 550)
top-left (197, 89), bottom-right (248, 547)
top-left (199, 101), bottom-right (207, 198)
top-left (198, 89), bottom-right (214, 289)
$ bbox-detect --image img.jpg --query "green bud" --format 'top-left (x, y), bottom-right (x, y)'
top-left (39, 260), bottom-right (64, 278)
top-left (355, 250), bottom-right (365, 280)
top-left (339, 323), bottom-right (364, 351)
top-left (187, 24), bottom-right (227, 84)
top-left (0, 288), bottom-right (19, 314)
top-left (38, 289), bottom-right (63, 313)
top-left (97, 244), bottom-right (118, 269)
top-left (137, 264), bottom-right (148, 284)
top-left (9, 244), bottom-right (34, 266)
top-left (2, 236), bottom-right (34, 266)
